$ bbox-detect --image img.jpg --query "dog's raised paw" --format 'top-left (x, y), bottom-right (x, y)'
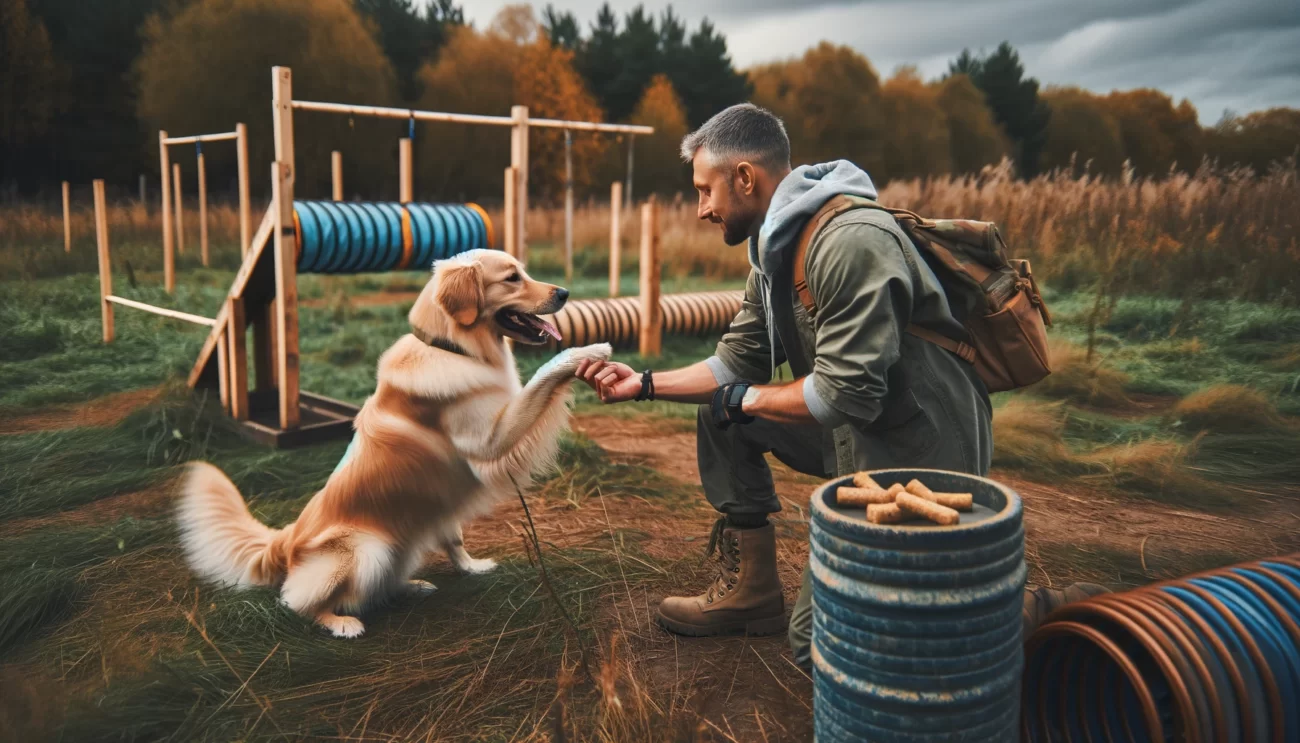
top-left (320, 614), bottom-right (365, 639)
top-left (571, 343), bottom-right (613, 362)
top-left (459, 557), bottom-right (498, 575)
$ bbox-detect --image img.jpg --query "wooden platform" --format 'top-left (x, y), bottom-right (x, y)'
top-left (235, 390), bottom-right (358, 449)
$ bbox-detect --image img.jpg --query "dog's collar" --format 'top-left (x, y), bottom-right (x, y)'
top-left (411, 327), bottom-right (471, 357)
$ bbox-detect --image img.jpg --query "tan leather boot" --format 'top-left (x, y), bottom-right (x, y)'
top-left (655, 520), bottom-right (786, 637)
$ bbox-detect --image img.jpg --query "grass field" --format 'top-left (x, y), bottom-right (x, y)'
top-left (2, 237), bottom-right (1299, 739)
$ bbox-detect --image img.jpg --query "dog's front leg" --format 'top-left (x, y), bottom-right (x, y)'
top-left (437, 524), bottom-right (497, 574)
top-left (450, 344), bottom-right (611, 462)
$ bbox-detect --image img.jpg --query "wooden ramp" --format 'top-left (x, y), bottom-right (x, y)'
top-left (187, 207), bottom-right (357, 448)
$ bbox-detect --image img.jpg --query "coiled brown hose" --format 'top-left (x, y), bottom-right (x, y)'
top-left (1023, 553), bottom-right (1300, 742)
top-left (543, 290), bottom-right (744, 349)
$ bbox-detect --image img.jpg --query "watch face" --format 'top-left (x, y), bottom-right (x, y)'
top-left (728, 386), bottom-right (746, 406)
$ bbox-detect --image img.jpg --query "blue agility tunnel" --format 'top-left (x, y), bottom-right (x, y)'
top-left (292, 200), bottom-right (493, 274)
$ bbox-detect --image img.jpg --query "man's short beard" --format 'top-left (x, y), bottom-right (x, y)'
top-left (721, 216), bottom-right (752, 246)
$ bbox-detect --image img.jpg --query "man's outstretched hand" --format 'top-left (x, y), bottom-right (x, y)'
top-left (575, 359), bottom-right (642, 403)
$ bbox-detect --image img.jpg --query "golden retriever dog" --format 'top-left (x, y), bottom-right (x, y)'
top-left (176, 249), bottom-right (611, 637)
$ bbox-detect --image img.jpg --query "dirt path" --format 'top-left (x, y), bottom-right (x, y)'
top-left (0, 386), bottom-right (165, 435)
top-left (571, 413), bottom-right (1300, 587)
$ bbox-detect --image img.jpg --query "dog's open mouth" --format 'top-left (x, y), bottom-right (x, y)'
top-left (495, 308), bottom-right (561, 344)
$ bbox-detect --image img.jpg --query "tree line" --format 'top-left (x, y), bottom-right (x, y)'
top-left (2, 0), bottom-right (1297, 205)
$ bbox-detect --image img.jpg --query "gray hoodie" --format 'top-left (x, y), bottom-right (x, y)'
top-left (748, 160), bottom-right (880, 376)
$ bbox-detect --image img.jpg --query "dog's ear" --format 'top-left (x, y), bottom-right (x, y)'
top-left (436, 261), bottom-right (484, 326)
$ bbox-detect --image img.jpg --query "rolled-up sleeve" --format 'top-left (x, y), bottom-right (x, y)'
top-left (802, 221), bottom-right (914, 426)
top-left (710, 270), bottom-right (782, 384)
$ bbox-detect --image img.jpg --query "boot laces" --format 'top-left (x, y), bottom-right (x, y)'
top-left (704, 517), bottom-right (741, 604)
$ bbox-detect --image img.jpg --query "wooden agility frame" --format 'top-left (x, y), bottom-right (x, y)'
top-left (159, 124), bottom-right (252, 293)
top-left (172, 66), bottom-right (656, 447)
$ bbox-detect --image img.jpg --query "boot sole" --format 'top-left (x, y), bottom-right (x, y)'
top-left (654, 609), bottom-right (787, 637)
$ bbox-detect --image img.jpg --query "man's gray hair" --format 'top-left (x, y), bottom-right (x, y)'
top-left (680, 103), bottom-right (791, 171)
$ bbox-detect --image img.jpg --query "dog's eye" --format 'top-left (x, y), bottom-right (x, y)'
top-left (506, 272), bottom-right (521, 283)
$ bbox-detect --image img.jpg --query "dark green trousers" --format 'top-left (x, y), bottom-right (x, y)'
top-left (696, 405), bottom-right (829, 666)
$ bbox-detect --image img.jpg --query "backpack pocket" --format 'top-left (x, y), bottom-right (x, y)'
top-left (967, 287), bottom-right (1052, 393)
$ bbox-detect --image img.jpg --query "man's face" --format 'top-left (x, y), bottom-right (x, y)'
top-left (692, 155), bottom-right (762, 247)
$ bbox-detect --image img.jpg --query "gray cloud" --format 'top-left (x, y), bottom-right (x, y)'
top-left (452, 0), bottom-right (1300, 122)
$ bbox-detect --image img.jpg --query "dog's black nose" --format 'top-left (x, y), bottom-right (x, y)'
top-left (554, 288), bottom-right (570, 301)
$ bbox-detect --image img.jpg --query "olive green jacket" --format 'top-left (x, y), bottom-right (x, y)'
top-left (706, 204), bottom-right (993, 478)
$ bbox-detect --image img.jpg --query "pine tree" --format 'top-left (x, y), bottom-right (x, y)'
top-left (353, 0), bottom-right (463, 102)
top-left (607, 5), bottom-right (660, 122)
top-left (576, 4), bottom-right (620, 119)
top-left (949, 42), bottom-right (1050, 177)
top-left (676, 18), bottom-right (750, 128)
top-left (541, 4), bottom-right (579, 50)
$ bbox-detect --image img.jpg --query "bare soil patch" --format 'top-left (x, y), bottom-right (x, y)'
top-left (0, 387), bottom-right (165, 436)
top-left (0, 485), bottom-right (172, 538)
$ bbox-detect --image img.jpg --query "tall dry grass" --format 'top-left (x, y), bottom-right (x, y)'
top-left (7, 158), bottom-right (1297, 302)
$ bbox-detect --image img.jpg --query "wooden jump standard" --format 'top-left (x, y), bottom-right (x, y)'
top-left (159, 124), bottom-right (252, 293)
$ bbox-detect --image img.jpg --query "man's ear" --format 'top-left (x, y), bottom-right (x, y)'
top-left (735, 161), bottom-right (757, 196)
top-left (435, 262), bottom-right (484, 326)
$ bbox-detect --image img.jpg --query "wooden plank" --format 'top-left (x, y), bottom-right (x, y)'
top-left (173, 162), bottom-right (185, 255)
top-left (198, 149), bottom-right (209, 267)
top-left (503, 167), bottom-right (516, 257)
top-left (94, 180), bottom-right (114, 343)
top-left (186, 301), bottom-right (232, 389)
top-left (638, 196), bottom-right (661, 358)
top-left (160, 131), bottom-right (174, 293)
top-left (217, 330), bottom-right (230, 412)
top-left (237, 123), bottom-right (251, 256)
top-left (62, 181), bottom-right (71, 253)
top-left (272, 66), bottom-right (300, 430)
top-left (609, 181), bottom-right (621, 297)
top-left (228, 297), bottom-right (249, 420)
top-left (399, 138), bottom-right (412, 203)
top-left (105, 295), bottom-right (216, 326)
top-left (564, 130), bottom-right (573, 284)
top-left (332, 150), bottom-right (343, 201)
top-left (163, 132), bottom-right (239, 144)
top-left (511, 105), bottom-right (529, 266)
top-left (231, 208), bottom-right (274, 298)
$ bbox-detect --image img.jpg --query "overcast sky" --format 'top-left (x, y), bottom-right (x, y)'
top-left (450, 0), bottom-right (1300, 124)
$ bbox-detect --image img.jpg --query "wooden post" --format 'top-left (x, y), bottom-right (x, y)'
top-left (639, 196), bottom-right (661, 359)
top-left (609, 181), bottom-right (622, 297)
top-left (236, 123), bottom-right (251, 256)
top-left (510, 105), bottom-right (529, 265)
top-left (625, 135), bottom-right (635, 209)
top-left (272, 66), bottom-right (300, 430)
top-left (254, 300), bottom-right (276, 391)
top-left (503, 166), bottom-right (516, 257)
top-left (94, 179), bottom-right (114, 343)
top-left (139, 174), bottom-right (146, 205)
top-left (62, 181), bottom-right (72, 253)
top-left (228, 297), bottom-right (249, 420)
top-left (332, 150), bottom-right (343, 201)
top-left (399, 138), bottom-right (412, 203)
top-left (159, 131), bottom-right (174, 293)
top-left (564, 129), bottom-right (574, 284)
top-left (172, 162), bottom-right (185, 255)
top-left (197, 147), bottom-right (209, 267)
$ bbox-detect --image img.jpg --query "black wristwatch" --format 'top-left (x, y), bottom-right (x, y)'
top-left (711, 382), bottom-right (755, 429)
top-left (634, 369), bottom-right (655, 401)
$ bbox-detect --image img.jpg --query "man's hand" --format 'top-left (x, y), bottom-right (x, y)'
top-left (575, 359), bottom-right (642, 403)
top-left (710, 382), bottom-right (756, 429)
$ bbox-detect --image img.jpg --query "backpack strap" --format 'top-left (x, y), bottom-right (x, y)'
top-left (791, 194), bottom-right (977, 365)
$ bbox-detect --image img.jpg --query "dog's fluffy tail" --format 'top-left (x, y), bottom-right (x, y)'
top-left (177, 461), bottom-right (286, 588)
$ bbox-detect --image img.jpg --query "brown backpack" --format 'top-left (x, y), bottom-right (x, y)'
top-left (792, 194), bottom-right (1053, 394)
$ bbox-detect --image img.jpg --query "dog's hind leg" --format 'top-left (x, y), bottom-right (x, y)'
top-left (439, 524), bottom-right (498, 575)
top-left (280, 548), bottom-right (365, 638)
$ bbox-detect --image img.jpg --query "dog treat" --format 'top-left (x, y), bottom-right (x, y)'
top-left (866, 503), bottom-right (915, 525)
top-left (837, 486), bottom-right (895, 507)
top-left (887, 483), bottom-right (907, 499)
top-left (852, 472), bottom-right (882, 490)
top-left (896, 492), bottom-right (961, 526)
top-left (905, 479), bottom-right (974, 511)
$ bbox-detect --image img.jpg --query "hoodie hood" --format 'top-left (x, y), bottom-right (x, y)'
top-left (749, 159), bottom-right (878, 277)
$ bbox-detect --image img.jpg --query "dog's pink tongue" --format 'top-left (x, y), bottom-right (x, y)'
top-left (540, 319), bottom-right (561, 341)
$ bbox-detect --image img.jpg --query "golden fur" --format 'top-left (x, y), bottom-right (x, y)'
top-left (177, 250), bottom-right (611, 637)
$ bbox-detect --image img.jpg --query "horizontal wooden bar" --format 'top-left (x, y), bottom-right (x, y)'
top-left (105, 295), bottom-right (216, 326)
top-left (164, 132), bottom-right (240, 145)
top-left (291, 99), bottom-right (654, 135)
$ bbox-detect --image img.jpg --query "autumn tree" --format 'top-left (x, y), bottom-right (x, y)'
top-left (935, 74), bottom-right (1010, 175)
top-left (136, 0), bottom-right (398, 199)
top-left (752, 43), bottom-right (883, 172)
top-left (0, 0), bottom-right (58, 172)
top-left (1103, 89), bottom-right (1203, 177)
top-left (625, 74), bottom-right (689, 196)
top-left (1039, 87), bottom-right (1126, 178)
top-left (877, 68), bottom-right (952, 180)
top-left (515, 34), bottom-right (608, 202)
top-left (1207, 108), bottom-right (1300, 174)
